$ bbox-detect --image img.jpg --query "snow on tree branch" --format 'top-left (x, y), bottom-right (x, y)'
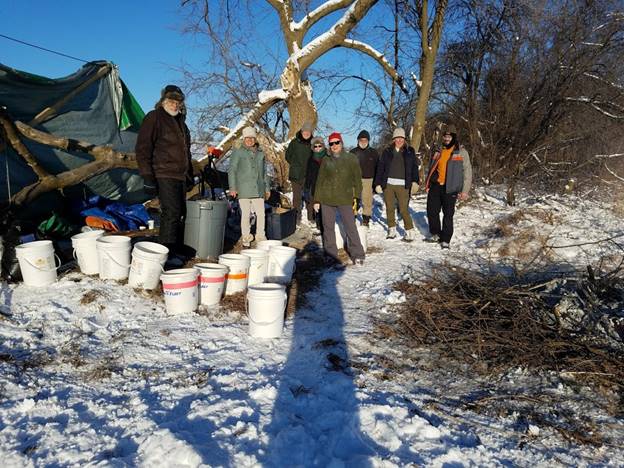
top-left (411, 72), bottom-right (423, 88)
top-left (583, 72), bottom-right (624, 91)
top-left (341, 39), bottom-right (408, 94)
top-left (604, 163), bottom-right (624, 182)
top-left (595, 153), bottom-right (624, 159)
top-left (291, 0), bottom-right (353, 34)
top-left (197, 89), bottom-right (288, 164)
top-left (565, 97), bottom-right (624, 119)
top-left (293, 0), bottom-right (378, 71)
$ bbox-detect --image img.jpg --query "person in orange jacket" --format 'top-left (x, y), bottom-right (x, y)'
top-left (424, 124), bottom-right (472, 249)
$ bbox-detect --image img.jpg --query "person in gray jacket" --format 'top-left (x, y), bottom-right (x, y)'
top-left (228, 127), bottom-right (270, 247)
top-left (424, 124), bottom-right (472, 249)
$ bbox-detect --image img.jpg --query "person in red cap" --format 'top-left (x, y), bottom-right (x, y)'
top-left (312, 132), bottom-right (365, 266)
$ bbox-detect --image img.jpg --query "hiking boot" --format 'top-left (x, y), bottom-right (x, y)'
top-left (403, 228), bottom-right (416, 243)
top-left (440, 242), bottom-right (450, 249)
top-left (324, 256), bottom-right (346, 270)
top-left (386, 226), bottom-right (397, 239)
top-left (362, 215), bottom-right (370, 227)
top-left (424, 234), bottom-right (440, 243)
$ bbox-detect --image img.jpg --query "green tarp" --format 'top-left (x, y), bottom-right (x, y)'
top-left (0, 60), bottom-right (146, 204)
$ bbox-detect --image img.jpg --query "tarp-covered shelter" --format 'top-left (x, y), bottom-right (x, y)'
top-left (0, 60), bottom-right (146, 206)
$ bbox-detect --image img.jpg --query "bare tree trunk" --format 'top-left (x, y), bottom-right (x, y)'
top-left (409, 0), bottom-right (448, 152)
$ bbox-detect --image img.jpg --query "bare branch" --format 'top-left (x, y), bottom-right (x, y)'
top-left (340, 38), bottom-right (408, 94)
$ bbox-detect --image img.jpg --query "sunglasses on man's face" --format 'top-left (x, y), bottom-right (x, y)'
top-left (313, 144), bottom-right (323, 148)
top-left (328, 141), bottom-right (342, 146)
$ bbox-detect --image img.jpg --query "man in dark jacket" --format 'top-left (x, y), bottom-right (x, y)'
top-left (135, 84), bottom-right (193, 255)
top-left (350, 130), bottom-right (379, 227)
top-left (374, 128), bottom-right (420, 242)
top-left (285, 122), bottom-right (314, 225)
top-left (424, 124), bottom-right (472, 249)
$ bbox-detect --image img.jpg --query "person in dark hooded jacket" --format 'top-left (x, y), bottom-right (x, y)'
top-left (136, 84), bottom-right (193, 257)
top-left (304, 136), bottom-right (327, 234)
top-left (350, 129), bottom-right (379, 227)
top-left (285, 122), bottom-right (314, 225)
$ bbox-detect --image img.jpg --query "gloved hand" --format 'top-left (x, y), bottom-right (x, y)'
top-left (313, 203), bottom-right (320, 212)
top-left (186, 173), bottom-right (200, 192)
top-left (143, 176), bottom-right (158, 198)
top-left (352, 197), bottom-right (362, 214)
top-left (375, 185), bottom-right (383, 194)
top-left (264, 191), bottom-right (271, 200)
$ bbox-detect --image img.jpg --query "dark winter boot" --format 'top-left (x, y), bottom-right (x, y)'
top-left (362, 215), bottom-right (370, 227)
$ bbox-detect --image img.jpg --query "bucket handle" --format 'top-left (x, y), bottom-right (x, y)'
top-left (102, 248), bottom-right (131, 269)
top-left (20, 253), bottom-right (62, 272)
top-left (245, 296), bottom-right (287, 327)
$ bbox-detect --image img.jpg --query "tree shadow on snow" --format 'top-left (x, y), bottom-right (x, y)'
top-left (262, 243), bottom-right (388, 466)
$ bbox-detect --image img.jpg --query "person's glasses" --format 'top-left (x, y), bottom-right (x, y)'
top-left (328, 141), bottom-right (341, 146)
top-left (313, 144), bottom-right (323, 148)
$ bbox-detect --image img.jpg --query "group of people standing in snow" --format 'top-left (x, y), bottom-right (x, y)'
top-left (276, 121), bottom-right (472, 266)
top-left (136, 84), bottom-right (472, 266)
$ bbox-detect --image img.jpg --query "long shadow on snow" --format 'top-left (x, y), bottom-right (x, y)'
top-left (263, 242), bottom-right (388, 466)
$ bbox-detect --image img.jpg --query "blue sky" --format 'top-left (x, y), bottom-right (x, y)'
top-left (1, 1), bottom-right (412, 146)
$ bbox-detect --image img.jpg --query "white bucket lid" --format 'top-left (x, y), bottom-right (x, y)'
top-left (240, 248), bottom-right (268, 258)
top-left (15, 240), bottom-right (53, 256)
top-left (71, 229), bottom-right (105, 242)
top-left (133, 241), bottom-right (169, 255)
top-left (97, 235), bottom-right (131, 246)
top-left (219, 253), bottom-right (251, 266)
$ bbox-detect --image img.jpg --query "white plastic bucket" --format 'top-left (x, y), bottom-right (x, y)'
top-left (160, 268), bottom-right (199, 314)
top-left (240, 249), bottom-right (269, 286)
top-left (15, 240), bottom-right (59, 287)
top-left (195, 263), bottom-right (229, 306)
top-left (71, 229), bottom-right (104, 275)
top-left (257, 240), bottom-right (282, 251)
top-left (128, 242), bottom-right (169, 290)
top-left (96, 236), bottom-right (131, 280)
top-left (247, 283), bottom-right (287, 338)
top-left (218, 253), bottom-right (251, 295)
top-left (266, 245), bottom-right (297, 285)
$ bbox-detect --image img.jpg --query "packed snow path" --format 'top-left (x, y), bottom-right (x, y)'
top-left (1, 190), bottom-right (623, 466)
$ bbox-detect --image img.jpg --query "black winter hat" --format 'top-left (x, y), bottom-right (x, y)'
top-left (357, 130), bottom-right (370, 140)
top-left (161, 84), bottom-right (185, 102)
top-left (442, 124), bottom-right (457, 135)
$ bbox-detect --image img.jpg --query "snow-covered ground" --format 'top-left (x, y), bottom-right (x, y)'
top-left (1, 187), bottom-right (623, 467)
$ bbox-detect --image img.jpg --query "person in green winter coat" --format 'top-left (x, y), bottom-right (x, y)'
top-left (313, 132), bottom-right (365, 266)
top-left (228, 127), bottom-right (270, 247)
top-left (285, 121), bottom-right (314, 225)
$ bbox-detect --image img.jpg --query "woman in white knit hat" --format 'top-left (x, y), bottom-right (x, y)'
top-left (227, 127), bottom-right (270, 247)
